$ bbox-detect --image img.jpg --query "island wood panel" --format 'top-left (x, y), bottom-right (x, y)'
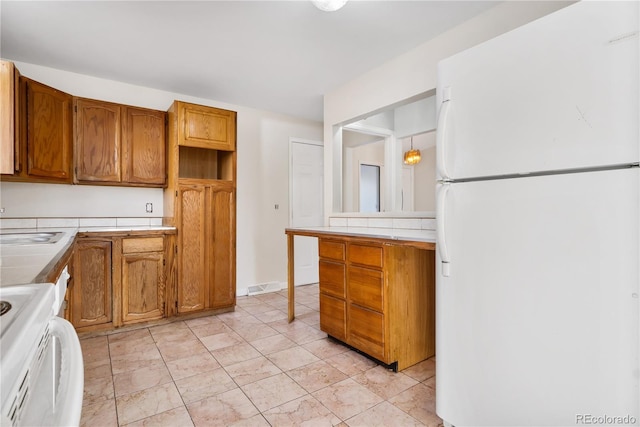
top-left (121, 106), bottom-right (166, 186)
top-left (386, 245), bottom-right (436, 368)
top-left (177, 184), bottom-right (207, 312)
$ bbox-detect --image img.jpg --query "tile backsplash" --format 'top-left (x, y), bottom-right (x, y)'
top-left (328, 215), bottom-right (436, 230)
top-left (0, 217), bottom-right (164, 229)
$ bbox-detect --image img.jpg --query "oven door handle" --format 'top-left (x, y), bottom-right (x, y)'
top-left (50, 317), bottom-right (84, 427)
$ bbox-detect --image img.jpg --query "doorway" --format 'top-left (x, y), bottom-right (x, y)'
top-left (289, 138), bottom-right (323, 286)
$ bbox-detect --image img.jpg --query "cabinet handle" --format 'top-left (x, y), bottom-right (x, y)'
top-left (436, 88), bottom-right (452, 181)
top-left (436, 183), bottom-right (451, 277)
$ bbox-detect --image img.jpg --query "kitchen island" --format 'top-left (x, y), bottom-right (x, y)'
top-left (285, 226), bottom-right (436, 371)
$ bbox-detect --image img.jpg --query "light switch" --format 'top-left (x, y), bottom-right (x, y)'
top-left (145, 203), bottom-right (153, 213)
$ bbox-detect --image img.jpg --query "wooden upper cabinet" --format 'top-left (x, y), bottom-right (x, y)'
top-left (176, 101), bottom-right (235, 151)
top-left (0, 60), bottom-right (16, 174)
top-left (122, 107), bottom-right (166, 186)
top-left (74, 98), bottom-right (166, 187)
top-left (25, 78), bottom-right (73, 182)
top-left (74, 98), bottom-right (121, 183)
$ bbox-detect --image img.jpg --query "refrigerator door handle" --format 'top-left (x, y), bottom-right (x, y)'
top-left (437, 183), bottom-right (451, 277)
top-left (437, 88), bottom-right (452, 180)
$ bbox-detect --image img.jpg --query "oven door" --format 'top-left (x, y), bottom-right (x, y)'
top-left (20, 317), bottom-right (84, 427)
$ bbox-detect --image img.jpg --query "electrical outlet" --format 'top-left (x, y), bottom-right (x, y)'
top-left (145, 203), bottom-right (153, 213)
top-left (0, 208), bottom-right (4, 214)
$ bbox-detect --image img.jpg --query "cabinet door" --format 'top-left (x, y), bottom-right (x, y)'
top-left (25, 78), bottom-right (72, 181)
top-left (179, 102), bottom-right (236, 151)
top-left (209, 187), bottom-right (235, 308)
top-left (122, 107), bottom-right (166, 186)
top-left (72, 240), bottom-right (112, 328)
top-left (178, 184), bottom-right (207, 312)
top-left (122, 251), bottom-right (164, 323)
top-left (0, 61), bottom-right (15, 174)
top-left (74, 98), bottom-right (121, 183)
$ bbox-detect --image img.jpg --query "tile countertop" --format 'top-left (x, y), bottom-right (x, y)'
top-left (0, 226), bottom-right (176, 287)
top-left (285, 226), bottom-right (437, 244)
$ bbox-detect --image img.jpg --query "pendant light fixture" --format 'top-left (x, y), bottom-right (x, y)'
top-left (403, 136), bottom-right (421, 165)
top-left (311, 0), bottom-right (348, 12)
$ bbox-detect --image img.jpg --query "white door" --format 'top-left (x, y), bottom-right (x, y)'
top-left (436, 168), bottom-right (639, 426)
top-left (290, 139), bottom-right (323, 286)
top-left (359, 163), bottom-right (380, 213)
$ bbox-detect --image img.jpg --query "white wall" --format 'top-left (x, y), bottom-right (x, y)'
top-left (0, 61), bottom-right (323, 295)
top-left (324, 1), bottom-right (573, 219)
top-left (406, 134), bottom-right (437, 212)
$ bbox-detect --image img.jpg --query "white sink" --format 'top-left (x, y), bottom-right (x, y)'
top-left (0, 232), bottom-right (64, 245)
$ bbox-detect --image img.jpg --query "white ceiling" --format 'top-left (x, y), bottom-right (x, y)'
top-left (0, 1), bottom-right (498, 122)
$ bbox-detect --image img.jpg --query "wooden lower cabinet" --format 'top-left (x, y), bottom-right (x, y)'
top-left (177, 183), bottom-right (207, 312)
top-left (71, 239), bottom-right (113, 329)
top-left (318, 237), bottom-right (435, 371)
top-left (70, 232), bottom-right (174, 332)
top-left (121, 237), bottom-right (165, 324)
top-left (177, 180), bottom-right (235, 314)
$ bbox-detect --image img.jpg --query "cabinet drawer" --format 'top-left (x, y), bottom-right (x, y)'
top-left (320, 294), bottom-right (346, 341)
top-left (348, 266), bottom-right (383, 312)
top-left (348, 244), bottom-right (383, 269)
top-left (319, 260), bottom-right (346, 298)
top-left (319, 239), bottom-right (345, 261)
top-left (348, 304), bottom-right (385, 362)
top-left (122, 237), bottom-right (164, 254)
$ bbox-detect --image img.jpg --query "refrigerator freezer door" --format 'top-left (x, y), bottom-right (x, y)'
top-left (436, 168), bottom-right (639, 427)
top-left (436, 1), bottom-right (638, 181)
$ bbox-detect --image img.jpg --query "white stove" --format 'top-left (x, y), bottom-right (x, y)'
top-left (0, 282), bottom-right (83, 426)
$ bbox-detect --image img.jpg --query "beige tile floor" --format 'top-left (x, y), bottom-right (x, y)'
top-left (79, 283), bottom-right (441, 427)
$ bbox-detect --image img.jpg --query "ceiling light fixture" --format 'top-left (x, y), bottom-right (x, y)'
top-left (403, 137), bottom-right (421, 165)
top-left (311, 0), bottom-right (348, 12)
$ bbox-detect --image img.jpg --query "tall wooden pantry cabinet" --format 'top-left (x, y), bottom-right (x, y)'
top-left (163, 101), bottom-right (237, 315)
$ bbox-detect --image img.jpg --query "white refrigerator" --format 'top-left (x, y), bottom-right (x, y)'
top-left (435, 2), bottom-right (639, 426)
